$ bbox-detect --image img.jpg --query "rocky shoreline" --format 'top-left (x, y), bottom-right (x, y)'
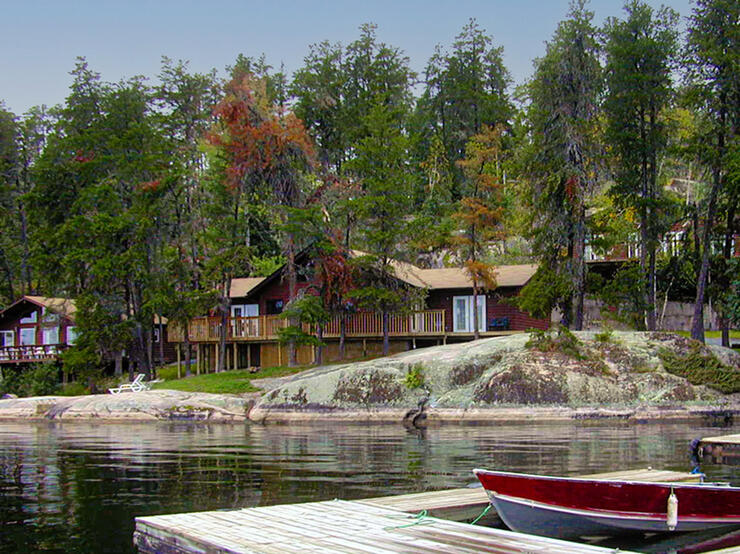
top-left (2, 331), bottom-right (738, 425)
top-left (0, 391), bottom-right (738, 425)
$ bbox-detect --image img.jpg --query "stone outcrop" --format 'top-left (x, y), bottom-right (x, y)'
top-left (249, 331), bottom-right (740, 423)
top-left (0, 389), bottom-right (252, 422)
top-left (2, 331), bottom-right (737, 424)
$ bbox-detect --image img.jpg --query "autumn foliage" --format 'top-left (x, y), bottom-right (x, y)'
top-left (208, 75), bottom-right (315, 194)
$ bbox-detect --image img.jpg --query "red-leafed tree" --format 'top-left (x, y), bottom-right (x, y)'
top-left (208, 73), bottom-right (316, 367)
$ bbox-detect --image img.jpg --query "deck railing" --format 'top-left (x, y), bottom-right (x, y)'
top-left (168, 310), bottom-right (446, 343)
top-left (0, 344), bottom-right (66, 363)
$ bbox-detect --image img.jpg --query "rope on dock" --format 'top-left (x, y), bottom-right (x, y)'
top-left (383, 509), bottom-right (434, 530)
top-left (470, 504), bottom-right (492, 525)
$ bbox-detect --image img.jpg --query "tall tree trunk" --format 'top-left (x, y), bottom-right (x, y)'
top-left (339, 315), bottom-right (346, 360)
top-left (691, 169), bottom-right (722, 342)
top-left (572, 207), bottom-right (586, 331)
top-left (114, 350), bottom-right (123, 377)
top-left (217, 278), bottom-right (230, 372)
top-left (472, 283), bottom-right (480, 340)
top-left (17, 201), bottom-right (32, 294)
top-left (158, 318), bottom-right (165, 366)
top-left (315, 323), bottom-right (323, 365)
top-left (720, 203), bottom-right (736, 347)
top-left (286, 233), bottom-right (298, 367)
top-left (382, 310), bottom-right (389, 356)
top-left (184, 335), bottom-right (192, 377)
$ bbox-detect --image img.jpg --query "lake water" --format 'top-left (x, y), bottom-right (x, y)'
top-left (1, 419), bottom-right (737, 553)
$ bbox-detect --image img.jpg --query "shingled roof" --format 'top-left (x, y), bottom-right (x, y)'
top-left (230, 277), bottom-right (265, 298)
top-left (416, 264), bottom-right (538, 290)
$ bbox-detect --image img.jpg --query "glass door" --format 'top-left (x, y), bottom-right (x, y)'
top-left (452, 295), bottom-right (486, 333)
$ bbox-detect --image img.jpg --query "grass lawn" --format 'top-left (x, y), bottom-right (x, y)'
top-left (151, 363), bottom-right (317, 394)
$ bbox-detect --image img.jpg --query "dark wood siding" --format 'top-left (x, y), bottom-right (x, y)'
top-left (426, 287), bottom-right (549, 332)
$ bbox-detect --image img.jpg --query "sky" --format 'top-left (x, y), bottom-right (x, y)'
top-left (1, 0), bottom-right (694, 116)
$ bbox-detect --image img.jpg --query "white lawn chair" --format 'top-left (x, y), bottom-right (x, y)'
top-left (108, 373), bottom-right (148, 394)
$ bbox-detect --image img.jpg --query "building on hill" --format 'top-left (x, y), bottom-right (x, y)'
top-left (168, 253), bottom-right (549, 371)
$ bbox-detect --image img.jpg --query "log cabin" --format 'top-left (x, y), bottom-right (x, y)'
top-left (169, 254), bottom-right (549, 371)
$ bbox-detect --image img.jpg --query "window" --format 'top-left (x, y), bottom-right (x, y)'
top-left (266, 299), bottom-right (284, 315)
top-left (20, 311), bottom-right (38, 324)
top-left (0, 330), bottom-right (14, 347)
top-left (67, 326), bottom-right (78, 345)
top-left (452, 296), bottom-right (486, 333)
top-left (42, 308), bottom-right (60, 323)
top-left (153, 328), bottom-right (161, 343)
top-left (20, 328), bottom-right (36, 346)
top-left (231, 304), bottom-right (259, 318)
top-left (42, 326), bottom-right (59, 345)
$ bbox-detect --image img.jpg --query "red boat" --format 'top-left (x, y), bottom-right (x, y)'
top-left (473, 469), bottom-right (740, 540)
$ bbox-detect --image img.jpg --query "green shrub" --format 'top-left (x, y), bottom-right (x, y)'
top-left (0, 366), bottom-right (25, 397)
top-left (526, 325), bottom-right (585, 360)
top-left (26, 364), bottom-right (61, 396)
top-left (594, 326), bottom-right (615, 344)
top-left (59, 382), bottom-right (89, 396)
top-left (659, 344), bottom-right (740, 394)
top-left (0, 363), bottom-right (60, 397)
top-left (404, 363), bottom-right (425, 389)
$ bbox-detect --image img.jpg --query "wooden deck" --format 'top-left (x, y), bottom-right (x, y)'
top-left (168, 310), bottom-right (448, 343)
top-left (0, 344), bottom-right (65, 364)
top-left (134, 468), bottom-right (699, 553)
top-left (134, 499), bottom-right (636, 553)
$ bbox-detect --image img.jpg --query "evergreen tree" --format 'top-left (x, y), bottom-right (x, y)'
top-left (603, 0), bottom-right (679, 331)
top-left (346, 98), bottom-right (419, 355)
top-left (684, 0), bottom-right (739, 343)
top-left (521, 0), bottom-right (603, 329)
top-left (421, 19), bottom-right (512, 197)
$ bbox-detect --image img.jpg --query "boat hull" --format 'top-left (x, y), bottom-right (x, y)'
top-left (474, 469), bottom-right (740, 540)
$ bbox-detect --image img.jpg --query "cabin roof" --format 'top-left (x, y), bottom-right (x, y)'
top-left (416, 264), bottom-right (538, 290)
top-left (0, 295), bottom-right (77, 325)
top-left (25, 296), bottom-right (78, 319)
top-left (230, 277), bottom-right (265, 298)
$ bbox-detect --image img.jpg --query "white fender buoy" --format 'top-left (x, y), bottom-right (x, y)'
top-left (667, 489), bottom-right (678, 530)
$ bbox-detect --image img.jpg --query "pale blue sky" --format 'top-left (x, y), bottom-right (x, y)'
top-left (1, 0), bottom-right (693, 115)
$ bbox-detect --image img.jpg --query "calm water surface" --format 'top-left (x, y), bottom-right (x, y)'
top-left (0, 420), bottom-right (737, 553)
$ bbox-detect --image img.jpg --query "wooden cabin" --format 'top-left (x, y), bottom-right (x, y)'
top-left (0, 296), bottom-right (78, 365)
top-left (169, 255), bottom-right (549, 371)
top-left (0, 296), bottom-right (178, 368)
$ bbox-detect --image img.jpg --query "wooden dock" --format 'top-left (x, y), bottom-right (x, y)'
top-left (134, 499), bottom-right (635, 553)
top-left (134, 468), bottom-right (699, 553)
top-left (699, 433), bottom-right (740, 464)
top-left (362, 467), bottom-right (701, 525)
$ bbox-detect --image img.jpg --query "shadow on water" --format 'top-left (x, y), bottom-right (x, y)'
top-left (0, 419), bottom-right (738, 553)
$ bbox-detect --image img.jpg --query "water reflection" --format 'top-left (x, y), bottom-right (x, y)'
top-left (0, 420), bottom-right (736, 553)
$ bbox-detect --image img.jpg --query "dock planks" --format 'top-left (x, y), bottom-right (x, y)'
top-left (134, 499), bottom-right (634, 553)
top-left (700, 433), bottom-right (740, 447)
top-left (361, 467), bottom-right (700, 524)
top-left (134, 468), bottom-right (700, 553)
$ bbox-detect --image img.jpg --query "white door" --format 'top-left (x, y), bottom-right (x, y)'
top-left (231, 304), bottom-right (259, 337)
top-left (452, 295), bottom-right (487, 333)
